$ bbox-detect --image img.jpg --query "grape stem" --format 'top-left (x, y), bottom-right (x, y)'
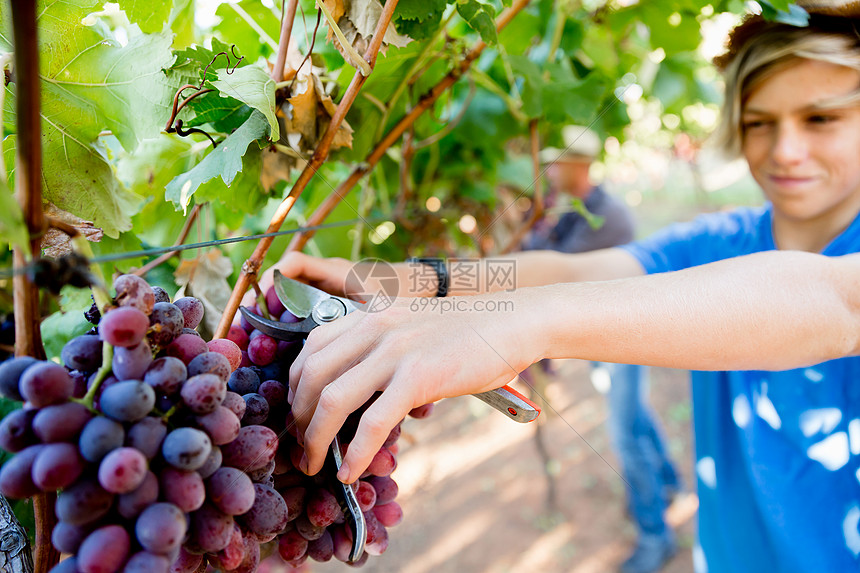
top-left (160, 403), bottom-right (179, 423)
top-left (253, 281), bottom-right (272, 320)
top-left (76, 341), bottom-right (114, 410)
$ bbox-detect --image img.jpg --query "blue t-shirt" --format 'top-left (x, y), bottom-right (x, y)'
top-left (620, 204), bottom-right (860, 573)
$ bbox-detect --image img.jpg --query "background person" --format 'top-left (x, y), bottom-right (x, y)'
top-left (261, 7), bottom-right (860, 572)
top-left (522, 126), bottom-right (680, 573)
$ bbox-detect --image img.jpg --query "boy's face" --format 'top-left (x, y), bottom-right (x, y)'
top-left (742, 59), bottom-right (860, 233)
top-left (545, 159), bottom-right (592, 199)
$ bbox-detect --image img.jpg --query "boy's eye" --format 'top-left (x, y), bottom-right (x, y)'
top-left (741, 119), bottom-right (768, 130)
top-left (807, 114), bottom-right (836, 124)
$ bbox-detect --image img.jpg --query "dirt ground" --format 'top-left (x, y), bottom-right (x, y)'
top-left (281, 360), bottom-right (698, 573)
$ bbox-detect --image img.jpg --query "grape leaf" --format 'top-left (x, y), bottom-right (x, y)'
top-left (213, 0), bottom-right (280, 61)
top-left (165, 110), bottom-right (270, 210)
top-left (117, 0), bottom-right (174, 34)
top-left (185, 91), bottom-right (253, 133)
top-left (457, 0), bottom-right (498, 45)
top-left (395, 0), bottom-right (448, 22)
top-left (211, 66), bottom-right (279, 142)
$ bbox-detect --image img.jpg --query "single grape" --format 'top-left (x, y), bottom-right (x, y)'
top-left (117, 470), bottom-right (159, 519)
top-left (61, 335), bottom-right (103, 372)
top-left (307, 529), bottom-right (334, 562)
top-left (238, 483), bottom-right (288, 540)
top-left (32, 402), bottom-right (92, 444)
top-left (281, 486), bottom-right (307, 522)
top-left (168, 548), bottom-right (202, 573)
top-left (162, 427), bottom-right (212, 471)
top-left (55, 478), bottom-right (114, 526)
top-left (365, 528), bottom-right (390, 556)
top-left (331, 523), bottom-right (353, 562)
top-left (211, 524), bottom-right (244, 570)
top-left (135, 502), bottom-right (187, 555)
top-left (112, 342), bottom-right (154, 381)
top-left (367, 446), bottom-right (396, 477)
top-left (174, 297), bottom-right (204, 329)
top-left (126, 416), bottom-right (168, 459)
top-left (181, 327), bottom-right (202, 338)
top-left (263, 285), bottom-right (286, 318)
top-left (152, 285), bottom-right (171, 303)
top-left (221, 425), bottom-right (278, 471)
top-left (69, 369), bottom-right (88, 399)
top-left (258, 379), bottom-right (287, 412)
top-left (294, 514), bottom-right (325, 541)
top-left (19, 362), bottom-right (74, 407)
top-left (227, 367), bottom-right (260, 395)
top-left (239, 304), bottom-right (258, 333)
top-left (241, 393), bottom-right (269, 425)
top-left (99, 380), bottom-right (156, 422)
top-left (382, 423), bottom-right (401, 448)
top-left (247, 459), bottom-right (275, 483)
top-left (226, 325), bottom-right (249, 351)
top-left (235, 530), bottom-right (261, 572)
top-left (114, 274), bottom-right (156, 314)
top-left (123, 551), bottom-right (170, 573)
top-left (368, 475), bottom-right (398, 505)
top-left (247, 334), bottom-right (277, 366)
top-left (0, 444), bottom-right (43, 498)
top-left (79, 416), bottom-right (124, 463)
top-left (196, 445), bottom-right (222, 479)
top-left (306, 487), bottom-right (342, 528)
top-left (166, 333), bottom-right (208, 366)
top-left (239, 351), bottom-right (252, 368)
top-left (222, 391), bottom-right (247, 419)
top-left (51, 521), bottom-right (89, 554)
top-left (143, 356), bottom-right (186, 395)
top-left (32, 442), bottom-right (86, 490)
top-left (356, 480), bottom-right (377, 512)
top-left (258, 359), bottom-right (287, 382)
top-left (207, 339), bottom-right (242, 372)
top-left (180, 373), bottom-right (226, 414)
top-left (98, 446), bottom-right (148, 493)
top-left (187, 352), bottom-right (231, 383)
top-left (0, 356), bottom-right (37, 400)
top-left (0, 408), bottom-right (37, 452)
top-left (373, 501), bottom-right (403, 527)
top-left (195, 406), bottom-right (240, 446)
top-left (278, 529), bottom-right (309, 562)
top-left (206, 467), bottom-right (255, 516)
top-left (148, 302), bottom-right (184, 348)
top-left (187, 502), bottom-right (234, 553)
top-left (99, 306), bottom-right (150, 347)
top-left (160, 467), bottom-right (205, 512)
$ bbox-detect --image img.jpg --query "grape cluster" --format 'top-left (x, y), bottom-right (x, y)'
top-left (0, 276), bottom-right (428, 572)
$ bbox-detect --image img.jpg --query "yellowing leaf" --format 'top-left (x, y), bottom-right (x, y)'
top-left (174, 250), bottom-right (234, 337)
top-left (40, 203), bottom-right (104, 259)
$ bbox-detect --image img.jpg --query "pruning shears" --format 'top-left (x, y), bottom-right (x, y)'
top-left (239, 271), bottom-right (541, 561)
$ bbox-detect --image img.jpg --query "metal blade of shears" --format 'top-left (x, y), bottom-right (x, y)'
top-left (273, 270), bottom-right (330, 318)
top-left (329, 436), bottom-right (366, 562)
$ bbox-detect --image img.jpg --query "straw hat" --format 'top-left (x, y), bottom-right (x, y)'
top-left (539, 125), bottom-right (603, 164)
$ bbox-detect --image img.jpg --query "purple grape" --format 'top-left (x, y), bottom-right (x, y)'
top-left (123, 551), bottom-right (170, 573)
top-left (152, 286), bottom-right (171, 303)
top-left (180, 373), bottom-right (226, 414)
top-left (162, 427), bottom-right (212, 471)
top-left (112, 341), bottom-right (154, 380)
top-left (32, 442), bottom-right (86, 490)
top-left (247, 459), bottom-right (275, 483)
top-left (247, 334), bottom-right (277, 366)
top-left (32, 402), bottom-right (93, 443)
top-left (208, 338), bottom-right (242, 370)
top-left (294, 514), bottom-right (325, 541)
top-left (236, 528), bottom-right (261, 571)
top-left (206, 467), bottom-right (256, 516)
top-left (278, 529), bottom-right (308, 562)
top-left (126, 416), bottom-right (167, 459)
top-left (332, 523), bottom-right (353, 562)
top-left (78, 525), bottom-right (130, 572)
top-left (49, 556), bottom-right (80, 573)
top-left (368, 475), bottom-right (398, 505)
top-left (135, 502), bottom-right (187, 555)
top-left (148, 302), bottom-right (184, 348)
top-left (69, 369), bottom-right (88, 399)
top-left (211, 524), bottom-right (244, 570)
top-left (258, 379), bottom-right (287, 411)
top-left (61, 335), bottom-right (104, 372)
top-left (240, 305), bottom-right (258, 333)
top-left (98, 446), bottom-right (148, 493)
top-left (181, 327), bottom-right (202, 338)
top-left (227, 367), bottom-right (260, 395)
top-left (55, 478), bottom-right (114, 526)
top-left (114, 274), bottom-right (156, 314)
top-left (0, 356), bottom-right (37, 401)
top-left (118, 470), bottom-right (159, 519)
top-left (187, 352), bottom-right (231, 383)
top-left (373, 500), bottom-right (403, 526)
top-left (169, 548), bottom-right (202, 573)
top-left (241, 393), bottom-right (269, 425)
top-left (160, 467), bottom-right (205, 512)
top-left (79, 416), bottom-right (124, 462)
top-left (51, 521), bottom-right (89, 554)
top-left (307, 487), bottom-right (342, 527)
top-left (307, 529), bottom-right (334, 562)
top-left (19, 362), bottom-right (74, 407)
top-left (196, 445), bottom-right (222, 479)
top-left (174, 297), bottom-right (204, 329)
top-left (265, 286), bottom-right (286, 318)
top-left (222, 391), bottom-right (247, 419)
top-left (281, 487), bottom-right (307, 522)
top-left (239, 483), bottom-right (288, 541)
top-left (221, 425), bottom-right (278, 471)
top-left (143, 357), bottom-right (186, 395)
top-left (187, 502), bottom-right (234, 553)
top-left (99, 380), bottom-right (155, 422)
top-left (195, 405), bottom-right (240, 446)
top-left (166, 333), bottom-right (208, 365)
top-left (99, 306), bottom-right (150, 347)
top-left (356, 480), bottom-right (377, 512)
top-left (0, 444), bottom-right (43, 498)
top-left (0, 408), bottom-right (37, 452)
top-left (367, 446), bottom-right (396, 477)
